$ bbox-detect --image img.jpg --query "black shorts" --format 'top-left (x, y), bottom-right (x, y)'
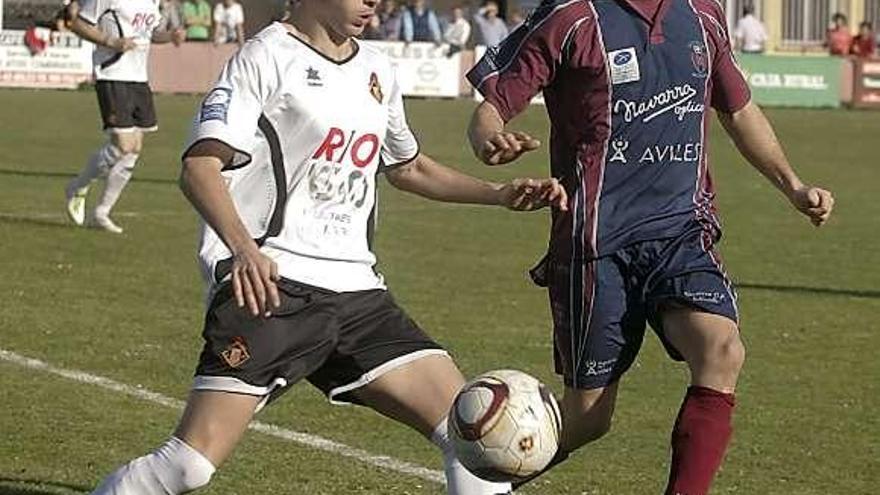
top-left (95, 80), bottom-right (158, 132)
top-left (193, 279), bottom-right (447, 407)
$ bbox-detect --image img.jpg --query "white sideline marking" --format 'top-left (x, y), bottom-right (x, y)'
top-left (0, 348), bottom-right (446, 485)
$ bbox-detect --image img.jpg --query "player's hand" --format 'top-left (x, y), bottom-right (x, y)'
top-left (171, 28), bottom-right (186, 46)
top-left (479, 131), bottom-right (541, 166)
top-left (788, 186), bottom-right (835, 227)
top-left (231, 244), bottom-right (281, 318)
top-left (500, 177), bottom-right (568, 212)
top-left (108, 36), bottom-right (137, 52)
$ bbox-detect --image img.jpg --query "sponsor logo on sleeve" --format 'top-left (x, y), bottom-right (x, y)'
top-left (199, 87), bottom-right (233, 124)
top-left (608, 47), bottom-right (641, 85)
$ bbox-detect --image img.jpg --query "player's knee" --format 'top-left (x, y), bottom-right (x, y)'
top-left (155, 437), bottom-right (216, 492)
top-left (707, 333), bottom-right (746, 379)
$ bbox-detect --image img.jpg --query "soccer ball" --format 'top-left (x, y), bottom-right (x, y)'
top-left (448, 370), bottom-right (562, 482)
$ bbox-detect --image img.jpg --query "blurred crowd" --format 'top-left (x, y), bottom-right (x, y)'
top-left (20, 0), bottom-right (247, 46)
top-left (734, 5), bottom-right (877, 59)
top-left (826, 12), bottom-right (877, 58)
top-left (359, 0), bottom-right (527, 52)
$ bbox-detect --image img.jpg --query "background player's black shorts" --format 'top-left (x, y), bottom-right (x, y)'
top-left (95, 80), bottom-right (158, 132)
top-left (193, 279), bottom-right (447, 407)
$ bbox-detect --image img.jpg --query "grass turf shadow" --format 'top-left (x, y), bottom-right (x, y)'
top-left (0, 478), bottom-right (89, 495)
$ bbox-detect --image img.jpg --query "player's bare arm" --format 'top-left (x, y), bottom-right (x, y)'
top-left (180, 141), bottom-right (281, 318)
top-left (385, 153), bottom-right (567, 211)
top-left (718, 102), bottom-right (835, 226)
top-left (152, 27), bottom-right (186, 46)
top-left (468, 101), bottom-right (541, 166)
top-left (68, 2), bottom-right (136, 52)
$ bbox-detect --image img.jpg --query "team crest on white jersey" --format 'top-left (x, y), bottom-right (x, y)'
top-left (369, 73), bottom-right (384, 103)
top-left (608, 47), bottom-right (641, 85)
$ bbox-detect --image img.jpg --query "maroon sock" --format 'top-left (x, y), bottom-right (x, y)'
top-left (665, 386), bottom-right (736, 495)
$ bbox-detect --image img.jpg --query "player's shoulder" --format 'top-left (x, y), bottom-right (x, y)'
top-left (690, 0), bottom-right (727, 26)
top-left (690, 0), bottom-right (731, 41)
top-left (521, 0), bottom-right (593, 27)
top-left (355, 41), bottom-right (394, 73)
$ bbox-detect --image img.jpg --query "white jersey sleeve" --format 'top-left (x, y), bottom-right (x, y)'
top-left (77, 0), bottom-right (112, 24)
top-left (380, 68), bottom-right (419, 170)
top-left (186, 39), bottom-right (278, 167)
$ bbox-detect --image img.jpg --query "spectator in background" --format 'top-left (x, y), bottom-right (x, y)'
top-left (827, 12), bottom-right (852, 56)
top-left (851, 21), bottom-right (876, 58)
top-left (401, 0), bottom-right (441, 43)
top-left (213, 0), bottom-right (245, 46)
top-left (362, 12), bottom-right (384, 40)
top-left (507, 9), bottom-right (525, 31)
top-left (473, 0), bottom-right (508, 47)
top-left (182, 0), bottom-right (212, 41)
top-left (734, 4), bottom-right (767, 54)
top-left (443, 5), bottom-right (470, 54)
top-left (378, 0), bottom-right (403, 40)
top-left (159, 0), bottom-right (183, 32)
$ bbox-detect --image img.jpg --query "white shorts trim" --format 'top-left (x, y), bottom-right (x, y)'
top-left (192, 375), bottom-right (288, 412)
top-left (327, 349), bottom-right (450, 405)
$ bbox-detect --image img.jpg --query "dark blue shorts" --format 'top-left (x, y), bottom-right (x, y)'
top-left (537, 228), bottom-right (739, 390)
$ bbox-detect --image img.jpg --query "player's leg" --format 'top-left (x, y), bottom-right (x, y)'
top-left (308, 289), bottom-right (511, 494)
top-left (647, 230), bottom-right (744, 495)
top-left (90, 391), bottom-right (259, 495)
top-left (659, 307), bottom-right (743, 495)
top-left (513, 253), bottom-right (645, 490)
top-left (558, 381), bottom-right (619, 452)
top-left (91, 280), bottom-right (339, 493)
top-left (355, 353), bottom-right (513, 495)
top-left (66, 81), bottom-right (127, 226)
top-left (91, 129), bottom-right (142, 233)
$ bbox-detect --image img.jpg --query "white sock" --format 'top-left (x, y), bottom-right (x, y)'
top-left (69, 142), bottom-right (123, 192)
top-left (91, 437), bottom-right (215, 495)
top-left (432, 419), bottom-right (512, 495)
top-left (95, 153), bottom-right (138, 218)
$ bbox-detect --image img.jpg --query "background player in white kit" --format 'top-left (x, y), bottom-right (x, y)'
top-left (64, 0), bottom-right (184, 233)
top-left (88, 0), bottom-right (567, 493)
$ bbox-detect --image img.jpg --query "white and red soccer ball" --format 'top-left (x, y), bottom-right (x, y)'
top-left (448, 370), bottom-right (562, 482)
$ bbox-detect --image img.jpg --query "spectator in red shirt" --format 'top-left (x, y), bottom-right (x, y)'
top-left (827, 12), bottom-right (853, 56)
top-left (851, 21), bottom-right (876, 58)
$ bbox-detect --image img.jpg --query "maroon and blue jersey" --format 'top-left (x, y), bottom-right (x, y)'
top-left (468, 0), bottom-right (751, 263)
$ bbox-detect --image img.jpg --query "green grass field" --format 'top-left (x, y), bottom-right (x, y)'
top-left (0, 88), bottom-right (878, 495)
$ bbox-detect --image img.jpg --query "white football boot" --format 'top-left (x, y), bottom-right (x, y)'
top-left (65, 182), bottom-right (89, 226)
top-left (89, 213), bottom-right (124, 234)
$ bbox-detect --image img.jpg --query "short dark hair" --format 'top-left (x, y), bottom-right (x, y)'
top-left (860, 21), bottom-right (873, 30)
top-left (742, 4), bottom-right (754, 16)
top-left (832, 12), bottom-right (848, 24)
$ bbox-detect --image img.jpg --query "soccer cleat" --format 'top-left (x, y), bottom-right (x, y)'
top-left (65, 182), bottom-right (89, 226)
top-left (89, 213), bottom-right (124, 234)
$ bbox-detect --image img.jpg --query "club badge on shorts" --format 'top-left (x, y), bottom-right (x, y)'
top-left (220, 336), bottom-right (251, 368)
top-left (608, 47), bottom-right (641, 85)
top-left (369, 72), bottom-right (383, 104)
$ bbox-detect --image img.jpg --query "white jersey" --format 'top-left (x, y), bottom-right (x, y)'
top-left (78, 0), bottom-right (161, 82)
top-left (186, 23), bottom-right (420, 293)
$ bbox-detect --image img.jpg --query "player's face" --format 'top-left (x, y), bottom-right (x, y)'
top-left (318, 0), bottom-right (379, 38)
